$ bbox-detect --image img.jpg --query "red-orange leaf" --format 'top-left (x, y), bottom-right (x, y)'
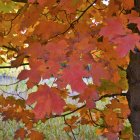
top-left (104, 132), bottom-right (118, 140)
top-left (15, 128), bottom-right (27, 140)
top-left (114, 34), bottom-right (140, 57)
top-left (26, 85), bottom-right (66, 119)
top-left (99, 17), bottom-right (126, 40)
top-left (122, 0), bottom-right (134, 10)
top-left (27, 130), bottom-right (44, 140)
top-left (91, 62), bottom-right (111, 85)
top-left (80, 85), bottom-right (99, 108)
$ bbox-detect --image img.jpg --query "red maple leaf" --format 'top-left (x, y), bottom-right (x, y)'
top-left (18, 59), bottom-right (47, 88)
top-left (90, 62), bottom-right (110, 85)
top-left (113, 34), bottom-right (140, 57)
top-left (58, 0), bottom-right (82, 13)
top-left (26, 85), bottom-right (66, 119)
top-left (104, 132), bottom-right (118, 140)
top-left (18, 70), bottom-right (41, 88)
top-left (80, 85), bottom-right (99, 108)
top-left (25, 42), bottom-right (47, 59)
top-left (99, 17), bottom-right (126, 40)
top-left (34, 20), bottom-right (67, 40)
top-left (58, 61), bottom-right (88, 92)
top-left (46, 40), bottom-right (68, 61)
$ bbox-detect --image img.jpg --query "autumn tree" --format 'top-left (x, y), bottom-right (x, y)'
top-left (0, 0), bottom-right (140, 139)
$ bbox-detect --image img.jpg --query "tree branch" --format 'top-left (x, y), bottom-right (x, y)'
top-left (98, 93), bottom-right (127, 100)
top-left (46, 104), bottom-right (86, 119)
top-left (2, 45), bottom-right (18, 52)
top-left (118, 65), bottom-right (126, 71)
top-left (0, 63), bottom-right (29, 69)
top-left (4, 3), bottom-right (29, 36)
top-left (63, 116), bottom-right (77, 140)
top-left (11, 0), bottom-right (28, 3)
top-left (62, 104), bottom-right (86, 117)
top-left (88, 109), bottom-right (104, 127)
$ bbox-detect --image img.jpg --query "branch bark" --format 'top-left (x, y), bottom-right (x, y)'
top-left (98, 93), bottom-right (126, 100)
top-left (11, 0), bottom-right (28, 3)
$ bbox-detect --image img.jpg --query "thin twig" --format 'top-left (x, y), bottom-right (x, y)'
top-left (46, 104), bottom-right (86, 119)
top-left (0, 80), bottom-right (21, 86)
top-left (88, 109), bottom-right (104, 127)
top-left (98, 93), bottom-right (127, 100)
top-left (1, 45), bottom-right (18, 52)
top-left (64, 116), bottom-right (77, 140)
top-left (118, 65), bottom-right (126, 71)
top-left (61, 104), bottom-right (86, 117)
top-left (4, 3), bottom-right (29, 36)
top-left (0, 88), bottom-right (33, 109)
top-left (42, 0), bottom-right (98, 44)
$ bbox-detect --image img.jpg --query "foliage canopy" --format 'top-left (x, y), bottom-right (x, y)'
top-left (0, 0), bottom-right (140, 139)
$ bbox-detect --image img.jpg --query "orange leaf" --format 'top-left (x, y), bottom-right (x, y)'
top-left (15, 128), bottom-right (27, 140)
top-left (122, 0), bottom-right (134, 10)
top-left (28, 130), bottom-right (44, 140)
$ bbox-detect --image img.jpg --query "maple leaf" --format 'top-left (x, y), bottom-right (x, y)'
top-left (11, 53), bottom-right (26, 68)
top-left (99, 17), bottom-right (126, 40)
top-left (15, 128), bottom-right (27, 140)
top-left (80, 85), bottom-right (99, 109)
top-left (122, 0), bottom-right (134, 10)
top-left (20, 5), bottom-right (42, 30)
top-left (26, 85), bottom-right (66, 119)
top-left (103, 132), bottom-right (118, 140)
top-left (107, 99), bottom-right (130, 119)
top-left (46, 40), bottom-right (68, 61)
top-left (74, 38), bottom-right (95, 55)
top-left (28, 0), bottom-right (56, 7)
top-left (18, 69), bottom-right (41, 88)
top-left (18, 59), bottom-right (47, 88)
top-left (113, 34), bottom-right (140, 57)
top-left (27, 130), bottom-right (44, 140)
top-left (25, 42), bottom-right (47, 59)
top-left (103, 109), bottom-right (121, 133)
top-left (34, 20), bottom-right (67, 40)
top-left (58, 0), bottom-right (82, 13)
top-left (65, 116), bottom-right (79, 125)
top-left (58, 61), bottom-right (88, 92)
top-left (90, 62), bottom-right (111, 85)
